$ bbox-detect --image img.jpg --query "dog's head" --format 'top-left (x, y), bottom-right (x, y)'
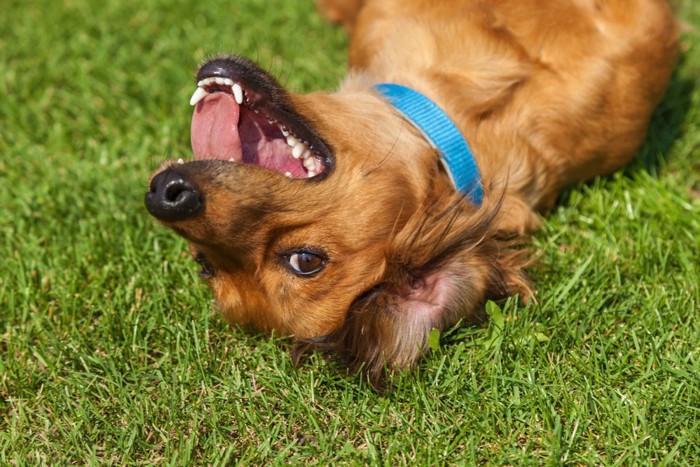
top-left (146, 56), bottom-right (529, 384)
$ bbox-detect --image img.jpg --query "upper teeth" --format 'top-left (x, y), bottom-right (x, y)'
top-left (189, 87), bottom-right (209, 106)
top-left (188, 77), bottom-right (322, 179)
top-left (190, 77), bottom-right (245, 106)
top-left (292, 143), bottom-right (305, 160)
top-left (284, 128), bottom-right (319, 176)
top-left (232, 84), bottom-right (243, 105)
top-left (303, 156), bottom-right (316, 171)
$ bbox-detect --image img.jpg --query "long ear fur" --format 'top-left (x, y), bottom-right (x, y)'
top-left (292, 193), bottom-right (532, 388)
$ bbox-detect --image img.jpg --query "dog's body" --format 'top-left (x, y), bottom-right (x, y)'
top-left (146, 0), bottom-right (677, 384)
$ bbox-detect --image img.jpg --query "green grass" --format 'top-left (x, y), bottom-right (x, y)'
top-left (1, 0), bottom-right (698, 464)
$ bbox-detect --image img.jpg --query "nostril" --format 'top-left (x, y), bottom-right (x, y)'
top-left (164, 179), bottom-right (190, 204)
top-left (145, 169), bottom-right (204, 222)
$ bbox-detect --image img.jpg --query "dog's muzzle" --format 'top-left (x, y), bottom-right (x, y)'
top-left (145, 169), bottom-right (203, 222)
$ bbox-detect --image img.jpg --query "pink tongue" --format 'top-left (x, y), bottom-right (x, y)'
top-left (191, 93), bottom-right (242, 160)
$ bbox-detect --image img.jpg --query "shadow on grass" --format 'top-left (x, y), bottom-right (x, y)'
top-left (629, 56), bottom-right (697, 174)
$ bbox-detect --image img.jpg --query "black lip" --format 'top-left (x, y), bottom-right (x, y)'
top-left (194, 250), bottom-right (214, 279)
top-left (196, 55), bottom-right (335, 179)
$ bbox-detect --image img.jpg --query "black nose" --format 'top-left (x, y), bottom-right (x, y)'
top-left (145, 169), bottom-right (203, 222)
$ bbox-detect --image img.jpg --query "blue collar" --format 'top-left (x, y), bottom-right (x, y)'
top-left (374, 83), bottom-right (483, 205)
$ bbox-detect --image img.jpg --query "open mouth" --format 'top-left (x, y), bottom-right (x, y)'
top-left (189, 56), bottom-right (333, 179)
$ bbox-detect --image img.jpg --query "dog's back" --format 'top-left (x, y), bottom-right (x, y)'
top-left (327, 0), bottom-right (678, 231)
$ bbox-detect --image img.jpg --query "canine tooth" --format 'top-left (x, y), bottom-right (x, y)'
top-left (292, 143), bottom-right (306, 159)
top-left (189, 87), bottom-right (210, 106)
top-left (307, 170), bottom-right (316, 178)
top-left (177, 158), bottom-right (184, 164)
top-left (232, 83), bottom-right (244, 105)
top-left (286, 135), bottom-right (298, 147)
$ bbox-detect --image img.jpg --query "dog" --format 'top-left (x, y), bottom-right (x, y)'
top-left (145, 0), bottom-right (678, 385)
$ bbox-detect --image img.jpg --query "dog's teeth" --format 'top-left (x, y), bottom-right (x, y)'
top-left (177, 158), bottom-right (184, 164)
top-left (284, 171), bottom-right (293, 178)
top-left (228, 157), bottom-right (235, 162)
top-left (303, 155), bottom-right (316, 171)
top-left (292, 143), bottom-right (305, 159)
top-left (281, 127), bottom-right (289, 137)
top-left (301, 149), bottom-right (311, 160)
top-left (189, 87), bottom-right (210, 106)
top-left (200, 77), bottom-right (226, 87)
top-left (232, 83), bottom-right (244, 105)
top-left (307, 170), bottom-right (316, 178)
top-left (286, 135), bottom-right (298, 148)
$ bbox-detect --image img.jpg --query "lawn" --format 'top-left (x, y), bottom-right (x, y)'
top-left (1, 0), bottom-right (698, 464)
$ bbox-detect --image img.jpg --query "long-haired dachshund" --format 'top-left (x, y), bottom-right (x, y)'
top-left (146, 0), bottom-right (678, 385)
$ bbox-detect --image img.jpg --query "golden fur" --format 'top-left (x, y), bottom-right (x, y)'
top-left (147, 0), bottom-right (678, 386)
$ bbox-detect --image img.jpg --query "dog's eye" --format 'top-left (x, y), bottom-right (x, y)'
top-left (283, 250), bottom-right (326, 276)
top-left (194, 251), bottom-right (214, 279)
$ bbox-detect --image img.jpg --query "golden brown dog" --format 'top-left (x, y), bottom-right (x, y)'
top-left (146, 0), bottom-right (678, 385)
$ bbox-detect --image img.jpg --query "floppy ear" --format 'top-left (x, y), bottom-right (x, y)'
top-left (292, 194), bottom-right (531, 387)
